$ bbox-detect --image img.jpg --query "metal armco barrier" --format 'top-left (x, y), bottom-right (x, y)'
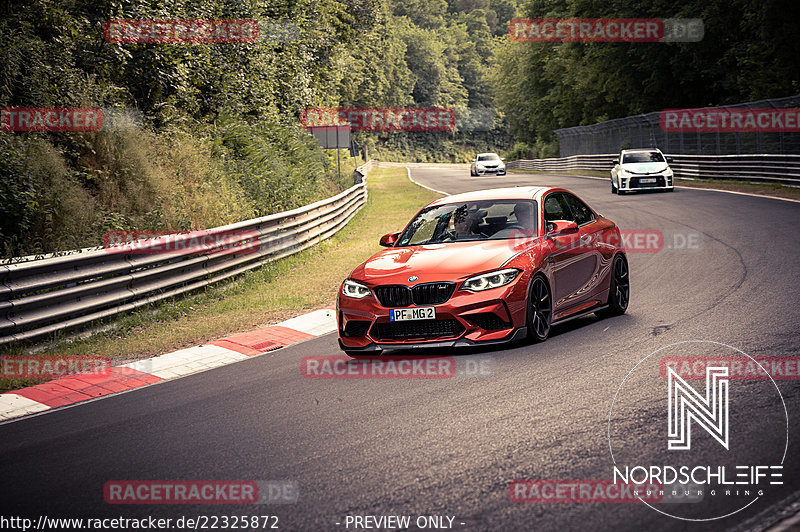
top-left (0, 160), bottom-right (376, 345)
top-left (507, 154), bottom-right (800, 185)
top-left (508, 155), bottom-right (615, 173)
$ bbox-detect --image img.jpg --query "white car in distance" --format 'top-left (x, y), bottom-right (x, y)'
top-left (611, 148), bottom-right (675, 194)
top-left (470, 153), bottom-right (506, 176)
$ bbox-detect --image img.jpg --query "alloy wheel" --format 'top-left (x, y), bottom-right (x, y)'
top-left (613, 255), bottom-right (630, 311)
top-left (528, 276), bottom-right (552, 341)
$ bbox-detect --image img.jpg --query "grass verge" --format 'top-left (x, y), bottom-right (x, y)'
top-left (0, 168), bottom-right (440, 393)
top-left (510, 169), bottom-right (800, 200)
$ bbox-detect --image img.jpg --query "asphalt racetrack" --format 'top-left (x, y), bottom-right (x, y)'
top-left (1, 166), bottom-right (799, 531)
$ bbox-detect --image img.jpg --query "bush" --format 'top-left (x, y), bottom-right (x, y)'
top-left (505, 142), bottom-right (534, 161)
top-left (0, 118), bottom-right (346, 258)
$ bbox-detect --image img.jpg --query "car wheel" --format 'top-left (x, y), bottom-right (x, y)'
top-left (527, 275), bottom-right (552, 342)
top-left (596, 254), bottom-right (630, 318)
top-left (611, 179), bottom-right (618, 194)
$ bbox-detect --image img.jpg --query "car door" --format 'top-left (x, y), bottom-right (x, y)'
top-left (562, 192), bottom-right (606, 306)
top-left (542, 192), bottom-right (594, 315)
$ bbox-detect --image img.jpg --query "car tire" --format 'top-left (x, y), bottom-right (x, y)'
top-left (596, 254), bottom-right (630, 318)
top-left (526, 275), bottom-right (552, 342)
top-left (611, 179), bottom-right (618, 194)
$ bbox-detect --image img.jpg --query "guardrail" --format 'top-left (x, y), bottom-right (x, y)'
top-left (0, 161), bottom-right (375, 345)
top-left (507, 154), bottom-right (800, 185)
top-left (508, 155), bottom-right (615, 173)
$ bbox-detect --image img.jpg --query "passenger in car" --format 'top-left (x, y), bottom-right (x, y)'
top-left (513, 202), bottom-right (534, 230)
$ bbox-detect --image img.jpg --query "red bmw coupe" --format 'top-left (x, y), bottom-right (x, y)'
top-left (337, 186), bottom-right (629, 356)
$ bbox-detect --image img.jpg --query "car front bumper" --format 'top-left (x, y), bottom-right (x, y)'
top-left (337, 278), bottom-right (528, 352)
top-left (618, 174), bottom-right (673, 191)
top-left (338, 327), bottom-right (528, 355)
top-left (475, 167), bottom-right (506, 175)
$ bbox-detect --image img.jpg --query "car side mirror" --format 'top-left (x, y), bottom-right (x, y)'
top-left (379, 232), bottom-right (400, 247)
top-left (546, 220), bottom-right (579, 239)
top-left (666, 157), bottom-right (674, 164)
top-left (613, 159), bottom-right (619, 165)
top-left (501, 157), bottom-right (505, 161)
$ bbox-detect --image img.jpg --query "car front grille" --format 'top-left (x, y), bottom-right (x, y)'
top-left (374, 285), bottom-right (412, 307)
top-left (374, 282), bottom-right (455, 307)
top-left (371, 319), bottom-right (465, 340)
top-left (630, 176), bottom-right (666, 188)
top-left (412, 282), bottom-right (455, 305)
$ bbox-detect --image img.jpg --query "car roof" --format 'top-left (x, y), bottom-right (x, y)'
top-left (476, 152), bottom-right (500, 156)
top-left (621, 148), bottom-right (662, 153)
top-left (428, 186), bottom-right (555, 206)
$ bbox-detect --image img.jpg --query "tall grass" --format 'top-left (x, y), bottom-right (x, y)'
top-left (0, 116), bottom-right (350, 258)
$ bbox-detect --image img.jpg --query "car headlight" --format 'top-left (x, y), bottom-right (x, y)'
top-left (462, 268), bottom-right (520, 291)
top-left (342, 279), bottom-right (371, 299)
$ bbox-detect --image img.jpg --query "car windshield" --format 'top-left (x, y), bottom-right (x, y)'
top-left (477, 154), bottom-right (500, 161)
top-left (622, 151), bottom-right (665, 163)
top-left (397, 200), bottom-right (537, 246)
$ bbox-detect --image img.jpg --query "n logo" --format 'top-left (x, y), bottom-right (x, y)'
top-left (667, 366), bottom-right (729, 450)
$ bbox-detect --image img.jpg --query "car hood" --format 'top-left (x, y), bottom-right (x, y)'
top-left (621, 161), bottom-right (669, 174)
top-left (350, 240), bottom-right (521, 284)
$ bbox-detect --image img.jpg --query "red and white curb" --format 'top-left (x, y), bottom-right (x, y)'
top-left (0, 308), bottom-right (336, 422)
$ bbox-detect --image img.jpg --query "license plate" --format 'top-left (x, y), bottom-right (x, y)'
top-left (639, 178), bottom-right (657, 184)
top-left (390, 307), bottom-right (435, 321)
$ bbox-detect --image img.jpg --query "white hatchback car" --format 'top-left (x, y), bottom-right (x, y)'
top-left (610, 148), bottom-right (674, 194)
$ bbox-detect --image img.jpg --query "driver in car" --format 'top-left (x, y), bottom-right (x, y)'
top-left (452, 206), bottom-right (483, 237)
top-left (512, 202), bottom-right (534, 234)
